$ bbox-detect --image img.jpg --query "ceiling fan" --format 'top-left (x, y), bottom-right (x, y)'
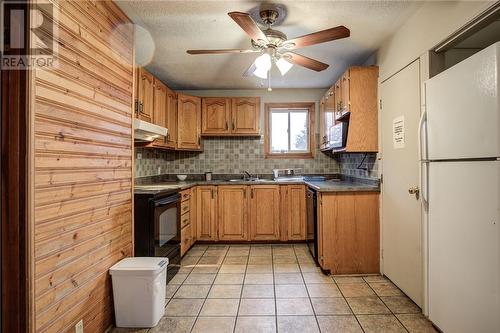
top-left (186, 4), bottom-right (350, 83)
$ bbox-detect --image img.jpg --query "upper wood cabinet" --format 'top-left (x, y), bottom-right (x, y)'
top-left (318, 192), bottom-right (379, 274)
top-left (177, 93), bottom-right (202, 150)
top-left (196, 186), bottom-right (218, 241)
top-left (249, 185), bottom-right (280, 240)
top-left (165, 87), bottom-right (178, 149)
top-left (218, 186), bottom-right (248, 241)
top-left (136, 68), bottom-right (154, 122)
top-left (202, 98), bottom-right (231, 135)
top-left (201, 97), bottom-right (260, 136)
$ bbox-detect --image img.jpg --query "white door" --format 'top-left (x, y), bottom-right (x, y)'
top-left (428, 160), bottom-right (500, 333)
top-left (380, 60), bottom-right (423, 306)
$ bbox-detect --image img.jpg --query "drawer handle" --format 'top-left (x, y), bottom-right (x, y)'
top-left (182, 218), bottom-right (189, 225)
top-left (183, 205), bottom-right (189, 211)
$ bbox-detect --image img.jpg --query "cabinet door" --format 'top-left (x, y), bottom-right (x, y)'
top-left (341, 70), bottom-right (350, 113)
top-left (196, 186), bottom-right (217, 241)
top-left (231, 97), bottom-right (260, 135)
top-left (324, 88), bottom-right (335, 147)
top-left (137, 68), bottom-right (154, 122)
top-left (202, 98), bottom-right (231, 135)
top-left (153, 79), bottom-right (167, 127)
top-left (177, 93), bottom-right (201, 150)
top-left (319, 97), bottom-right (327, 149)
top-left (286, 185), bottom-right (306, 240)
top-left (218, 186), bottom-right (248, 241)
top-left (334, 79), bottom-right (341, 115)
top-left (165, 88), bottom-right (177, 149)
top-left (249, 185), bottom-right (280, 240)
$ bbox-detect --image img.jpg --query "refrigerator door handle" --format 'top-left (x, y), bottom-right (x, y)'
top-left (420, 161), bottom-right (429, 208)
top-left (418, 108), bottom-right (427, 161)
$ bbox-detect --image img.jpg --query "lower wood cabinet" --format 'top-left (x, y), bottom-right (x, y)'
top-left (180, 188), bottom-right (195, 256)
top-left (318, 191), bottom-right (380, 274)
top-left (249, 185), bottom-right (280, 241)
top-left (218, 185), bottom-right (248, 241)
top-left (196, 186), bottom-right (218, 241)
top-left (280, 185), bottom-right (307, 241)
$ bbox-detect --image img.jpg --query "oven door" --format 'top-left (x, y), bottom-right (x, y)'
top-left (306, 188), bottom-right (318, 262)
top-left (153, 194), bottom-right (181, 257)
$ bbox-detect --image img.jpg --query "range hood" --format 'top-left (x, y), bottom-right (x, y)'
top-left (134, 119), bottom-right (168, 142)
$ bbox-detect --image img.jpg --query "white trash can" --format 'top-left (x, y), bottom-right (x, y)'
top-left (109, 257), bottom-right (168, 328)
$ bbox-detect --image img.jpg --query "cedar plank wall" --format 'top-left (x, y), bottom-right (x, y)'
top-left (31, 1), bottom-right (134, 332)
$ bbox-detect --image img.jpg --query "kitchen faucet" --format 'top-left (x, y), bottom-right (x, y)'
top-left (243, 170), bottom-right (255, 180)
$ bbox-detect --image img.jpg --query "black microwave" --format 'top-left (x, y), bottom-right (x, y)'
top-left (329, 122), bottom-right (348, 149)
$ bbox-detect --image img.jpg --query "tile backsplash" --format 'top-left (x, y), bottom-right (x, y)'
top-left (135, 137), bottom-right (340, 178)
top-left (338, 153), bottom-right (379, 180)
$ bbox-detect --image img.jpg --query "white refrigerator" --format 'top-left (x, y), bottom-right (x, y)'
top-left (422, 42), bottom-right (500, 333)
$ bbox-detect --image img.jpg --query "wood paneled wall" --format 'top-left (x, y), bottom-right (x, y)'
top-left (31, 1), bottom-right (134, 332)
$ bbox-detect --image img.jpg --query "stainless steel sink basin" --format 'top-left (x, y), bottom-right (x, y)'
top-left (226, 178), bottom-right (275, 183)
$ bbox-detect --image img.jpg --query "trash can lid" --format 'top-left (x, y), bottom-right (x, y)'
top-left (109, 257), bottom-right (169, 276)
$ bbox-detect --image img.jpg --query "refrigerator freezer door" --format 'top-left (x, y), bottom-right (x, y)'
top-left (428, 160), bottom-right (499, 333)
top-left (425, 42), bottom-right (499, 160)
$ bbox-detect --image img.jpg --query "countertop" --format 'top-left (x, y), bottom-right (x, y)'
top-left (134, 178), bottom-right (379, 195)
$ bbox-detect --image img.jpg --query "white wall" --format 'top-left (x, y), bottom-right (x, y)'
top-left (377, 0), bottom-right (494, 81)
top-left (179, 88), bottom-right (325, 134)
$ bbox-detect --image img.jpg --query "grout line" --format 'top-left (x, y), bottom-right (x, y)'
top-left (336, 278), bottom-right (367, 333)
top-left (233, 245), bottom-right (248, 333)
top-left (271, 245), bottom-right (278, 332)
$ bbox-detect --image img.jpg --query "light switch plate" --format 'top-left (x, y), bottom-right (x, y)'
top-left (75, 320), bottom-right (83, 333)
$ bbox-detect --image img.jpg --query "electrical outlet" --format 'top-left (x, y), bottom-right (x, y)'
top-left (136, 152), bottom-right (142, 160)
top-left (75, 320), bottom-right (83, 333)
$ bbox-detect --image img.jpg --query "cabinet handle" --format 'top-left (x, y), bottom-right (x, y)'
top-left (251, 188), bottom-right (254, 198)
top-left (232, 120), bottom-right (235, 130)
top-left (225, 121), bottom-right (228, 130)
top-left (211, 189), bottom-right (214, 199)
top-left (139, 102), bottom-right (144, 112)
top-left (243, 190), bottom-right (246, 198)
top-left (183, 205), bottom-right (189, 211)
top-left (182, 218), bottom-right (189, 225)
top-left (198, 137), bottom-right (201, 145)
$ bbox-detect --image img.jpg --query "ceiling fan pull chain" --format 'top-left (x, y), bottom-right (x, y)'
top-left (268, 69), bottom-right (272, 92)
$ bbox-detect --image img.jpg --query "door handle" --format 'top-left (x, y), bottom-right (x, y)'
top-left (408, 186), bottom-right (420, 199)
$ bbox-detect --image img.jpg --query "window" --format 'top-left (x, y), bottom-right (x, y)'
top-left (264, 103), bottom-right (315, 158)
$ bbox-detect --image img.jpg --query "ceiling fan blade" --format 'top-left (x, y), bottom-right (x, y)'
top-left (283, 52), bottom-right (329, 72)
top-left (228, 12), bottom-right (269, 44)
top-left (285, 26), bottom-right (350, 49)
top-left (187, 49), bottom-right (259, 55)
top-left (242, 62), bottom-right (257, 77)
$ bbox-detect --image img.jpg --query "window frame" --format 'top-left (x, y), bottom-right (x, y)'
top-left (264, 102), bottom-right (316, 159)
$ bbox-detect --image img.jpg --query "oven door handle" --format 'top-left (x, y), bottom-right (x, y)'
top-left (153, 194), bottom-right (181, 207)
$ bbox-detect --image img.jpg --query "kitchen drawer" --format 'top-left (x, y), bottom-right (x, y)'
top-left (180, 189), bottom-right (191, 202)
top-left (180, 199), bottom-right (190, 214)
top-left (180, 223), bottom-right (192, 256)
top-left (180, 211), bottom-right (190, 229)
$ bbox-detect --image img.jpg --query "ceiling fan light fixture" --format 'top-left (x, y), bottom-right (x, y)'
top-left (276, 57), bottom-right (293, 75)
top-left (253, 66), bottom-right (269, 79)
top-left (254, 53), bottom-right (272, 71)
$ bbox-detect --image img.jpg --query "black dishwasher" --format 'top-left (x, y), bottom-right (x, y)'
top-left (306, 187), bottom-right (318, 263)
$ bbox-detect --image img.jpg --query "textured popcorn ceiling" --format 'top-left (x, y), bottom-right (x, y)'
top-left (116, 0), bottom-right (421, 89)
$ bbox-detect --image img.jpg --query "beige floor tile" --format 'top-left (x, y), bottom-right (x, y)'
top-left (274, 273), bottom-right (304, 285)
top-left (185, 249), bottom-right (205, 257)
top-left (200, 298), bottom-right (240, 316)
top-left (396, 314), bottom-right (439, 333)
top-left (244, 273), bottom-right (274, 284)
top-left (219, 264), bottom-right (247, 273)
top-left (204, 249), bottom-right (228, 257)
top-left (356, 314), bottom-right (406, 333)
top-left (346, 296), bottom-right (391, 315)
top-left (166, 284), bottom-right (181, 299)
top-left (214, 273), bottom-right (245, 284)
top-left (234, 316), bottom-right (276, 333)
top-left (369, 282), bottom-right (404, 297)
top-left (180, 257), bottom-right (199, 267)
top-left (208, 284), bottom-right (242, 299)
top-left (246, 264), bottom-right (273, 273)
top-left (273, 264), bottom-right (300, 273)
top-left (338, 283), bottom-right (376, 297)
top-left (249, 248), bottom-right (272, 256)
top-left (198, 256), bottom-right (224, 265)
top-left (297, 257), bottom-right (315, 264)
top-left (316, 315), bottom-right (363, 333)
top-left (150, 316), bottom-right (196, 333)
top-left (241, 284), bottom-right (274, 298)
top-left (273, 256), bottom-right (298, 264)
top-left (299, 264), bottom-right (322, 273)
top-left (238, 298), bottom-right (276, 315)
top-left (307, 283), bottom-right (342, 297)
top-left (208, 244), bottom-right (230, 249)
top-left (277, 315), bottom-right (319, 333)
top-left (275, 284), bottom-right (308, 298)
top-left (169, 273), bottom-right (188, 285)
top-left (174, 284), bottom-right (211, 298)
top-left (223, 256), bottom-right (249, 265)
top-left (276, 298), bottom-right (314, 315)
top-left (192, 244), bottom-right (208, 250)
top-left (363, 275), bottom-right (389, 283)
top-left (382, 296), bottom-right (421, 314)
top-left (227, 248), bottom-right (250, 256)
top-left (177, 266), bottom-right (193, 274)
top-left (191, 316), bottom-right (235, 333)
top-left (183, 273), bottom-right (216, 285)
top-left (333, 276), bottom-right (366, 284)
top-left (248, 256), bottom-right (273, 264)
top-left (111, 328), bottom-right (149, 333)
top-left (191, 265), bottom-right (220, 274)
top-left (165, 299), bottom-right (204, 316)
top-left (303, 272), bottom-right (334, 284)
top-left (311, 298), bottom-right (352, 315)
